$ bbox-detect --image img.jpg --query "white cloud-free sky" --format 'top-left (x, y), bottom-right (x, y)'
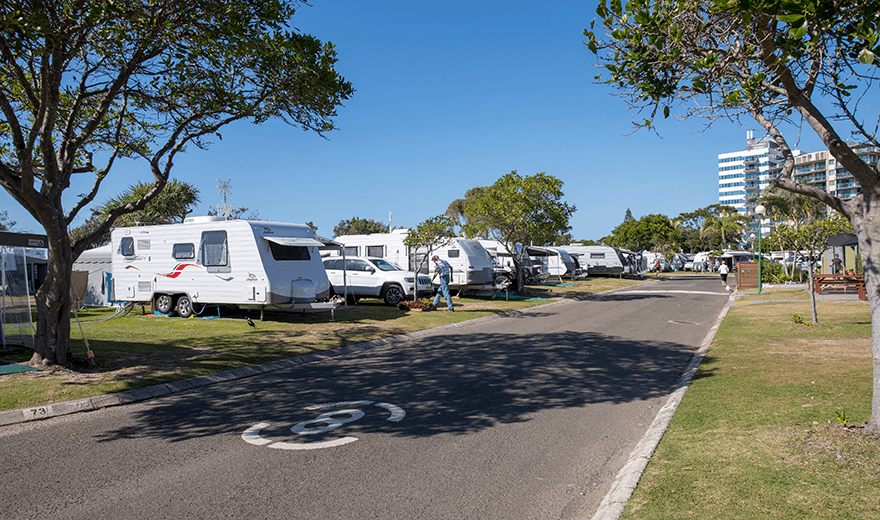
top-left (1, 0), bottom-right (827, 240)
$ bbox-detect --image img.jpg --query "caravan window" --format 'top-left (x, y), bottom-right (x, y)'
top-left (367, 246), bottom-right (384, 258)
top-left (590, 252), bottom-right (606, 259)
top-left (446, 249), bottom-right (460, 258)
top-left (344, 246), bottom-right (358, 257)
top-left (269, 242), bottom-right (310, 261)
top-left (117, 237), bottom-right (134, 257)
top-left (199, 231), bottom-right (228, 266)
top-left (172, 243), bottom-right (195, 260)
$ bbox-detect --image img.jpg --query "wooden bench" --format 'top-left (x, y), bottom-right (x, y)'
top-left (811, 273), bottom-right (867, 300)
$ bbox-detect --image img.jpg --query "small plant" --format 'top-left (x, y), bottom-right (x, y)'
top-left (788, 314), bottom-right (815, 325)
top-left (835, 410), bottom-right (849, 426)
top-left (398, 299), bottom-right (435, 311)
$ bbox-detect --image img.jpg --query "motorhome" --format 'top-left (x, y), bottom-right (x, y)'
top-left (110, 217), bottom-right (332, 317)
top-left (330, 229), bottom-right (494, 290)
top-left (558, 244), bottom-right (627, 276)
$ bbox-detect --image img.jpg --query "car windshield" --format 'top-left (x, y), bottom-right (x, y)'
top-left (369, 258), bottom-right (400, 271)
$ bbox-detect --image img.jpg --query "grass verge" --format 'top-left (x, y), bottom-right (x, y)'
top-left (621, 298), bottom-right (878, 520)
top-left (0, 276), bottom-right (641, 412)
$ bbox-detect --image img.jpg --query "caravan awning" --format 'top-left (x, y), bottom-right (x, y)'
top-left (262, 236), bottom-right (325, 247)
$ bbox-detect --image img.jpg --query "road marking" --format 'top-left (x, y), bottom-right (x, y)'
top-left (242, 401), bottom-right (406, 451)
top-left (618, 290), bottom-right (729, 296)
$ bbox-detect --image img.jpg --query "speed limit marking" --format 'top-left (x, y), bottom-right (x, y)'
top-left (242, 400), bottom-right (405, 450)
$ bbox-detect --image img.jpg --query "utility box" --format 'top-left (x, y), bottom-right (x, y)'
top-left (738, 262), bottom-right (759, 290)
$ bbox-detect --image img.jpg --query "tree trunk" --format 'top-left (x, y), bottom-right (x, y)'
top-left (28, 222), bottom-right (74, 367)
top-left (807, 262), bottom-right (818, 325)
top-left (855, 204), bottom-right (880, 433)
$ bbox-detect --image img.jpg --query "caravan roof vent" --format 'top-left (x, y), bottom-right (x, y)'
top-left (184, 216), bottom-right (226, 224)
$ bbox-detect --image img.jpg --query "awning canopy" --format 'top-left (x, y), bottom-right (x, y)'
top-left (827, 232), bottom-right (858, 247)
top-left (261, 236), bottom-right (325, 247)
top-left (525, 246), bottom-right (554, 257)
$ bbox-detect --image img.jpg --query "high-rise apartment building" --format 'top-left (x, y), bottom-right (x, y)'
top-left (718, 133), bottom-right (878, 236)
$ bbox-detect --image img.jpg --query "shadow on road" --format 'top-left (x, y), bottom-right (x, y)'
top-left (94, 325), bottom-right (714, 444)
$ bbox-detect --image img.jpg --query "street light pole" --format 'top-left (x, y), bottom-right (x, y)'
top-left (755, 204), bottom-right (766, 295)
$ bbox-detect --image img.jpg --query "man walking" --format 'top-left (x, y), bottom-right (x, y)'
top-left (431, 254), bottom-right (454, 311)
top-left (830, 253), bottom-right (843, 274)
top-left (719, 261), bottom-right (730, 291)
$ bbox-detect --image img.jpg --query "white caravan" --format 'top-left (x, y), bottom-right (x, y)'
top-left (525, 246), bottom-right (577, 279)
top-left (111, 217), bottom-right (332, 317)
top-left (330, 229), bottom-right (494, 290)
top-left (72, 245), bottom-right (113, 307)
top-left (558, 244), bottom-right (627, 276)
top-left (476, 240), bottom-right (538, 286)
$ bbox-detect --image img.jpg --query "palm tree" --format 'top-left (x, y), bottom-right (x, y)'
top-left (70, 179), bottom-right (200, 248)
top-left (700, 207), bottom-right (749, 249)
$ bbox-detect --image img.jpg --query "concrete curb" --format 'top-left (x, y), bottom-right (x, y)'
top-left (587, 291), bottom-right (736, 520)
top-left (0, 295), bottom-right (575, 428)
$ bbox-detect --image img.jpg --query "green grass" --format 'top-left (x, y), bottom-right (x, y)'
top-left (621, 300), bottom-right (879, 520)
top-left (0, 276), bottom-right (640, 411)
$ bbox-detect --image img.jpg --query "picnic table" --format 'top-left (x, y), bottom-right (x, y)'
top-left (810, 273), bottom-right (867, 300)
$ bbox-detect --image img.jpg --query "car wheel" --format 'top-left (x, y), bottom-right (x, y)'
top-left (155, 294), bottom-right (173, 314)
top-left (382, 285), bottom-right (405, 305)
top-left (177, 295), bottom-right (193, 318)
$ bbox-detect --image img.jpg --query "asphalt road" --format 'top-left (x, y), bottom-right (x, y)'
top-left (0, 275), bottom-right (731, 520)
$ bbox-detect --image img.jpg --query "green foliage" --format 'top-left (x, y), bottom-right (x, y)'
top-left (460, 171), bottom-right (575, 288)
top-left (447, 186), bottom-right (491, 236)
top-left (333, 217), bottom-right (386, 237)
top-left (70, 179), bottom-right (200, 247)
top-left (0, 0), bottom-right (353, 364)
top-left (768, 214), bottom-right (853, 265)
top-left (606, 213), bottom-right (677, 251)
top-left (700, 207), bottom-right (750, 249)
top-left (403, 214), bottom-right (457, 275)
top-left (461, 171), bottom-right (576, 248)
top-left (760, 259), bottom-right (784, 283)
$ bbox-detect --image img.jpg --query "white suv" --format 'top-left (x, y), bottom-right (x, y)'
top-left (322, 257), bottom-right (432, 305)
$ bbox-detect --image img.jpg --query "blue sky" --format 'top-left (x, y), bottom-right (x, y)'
top-left (1, 0), bottom-right (826, 240)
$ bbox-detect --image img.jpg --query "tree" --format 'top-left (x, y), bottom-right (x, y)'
top-left (0, 210), bottom-right (14, 231)
top-left (756, 190), bottom-right (826, 276)
top-left (606, 213), bottom-right (678, 253)
top-left (70, 179), bottom-right (200, 247)
top-left (585, 0), bottom-right (880, 430)
top-left (333, 217), bottom-right (386, 237)
top-left (700, 206), bottom-right (751, 249)
top-left (447, 186), bottom-right (491, 234)
top-left (0, 1), bottom-right (353, 366)
top-left (678, 204), bottom-right (737, 252)
top-left (768, 213), bottom-right (853, 324)
top-left (403, 215), bottom-right (457, 295)
top-left (461, 171), bottom-right (575, 290)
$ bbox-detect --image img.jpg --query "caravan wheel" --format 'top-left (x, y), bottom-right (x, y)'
top-left (177, 296), bottom-right (193, 318)
top-left (155, 294), bottom-right (174, 314)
